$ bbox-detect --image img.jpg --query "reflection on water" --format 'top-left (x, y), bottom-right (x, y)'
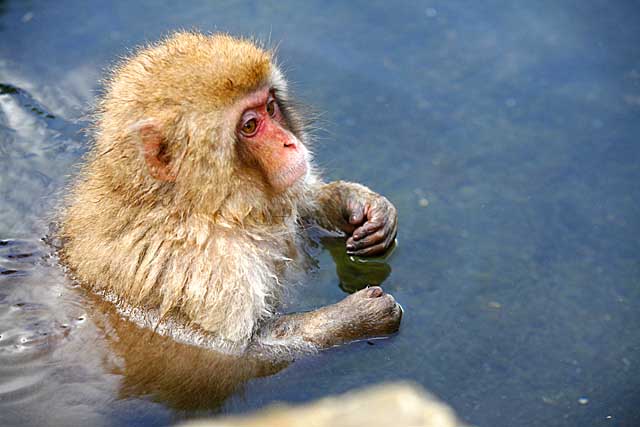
top-left (1, 1), bottom-right (640, 426)
top-left (322, 236), bottom-right (394, 293)
top-left (91, 294), bottom-right (291, 413)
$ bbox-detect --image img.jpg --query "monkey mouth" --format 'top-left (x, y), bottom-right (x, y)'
top-left (272, 157), bottom-right (308, 192)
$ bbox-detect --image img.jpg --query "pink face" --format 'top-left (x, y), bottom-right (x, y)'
top-left (236, 88), bottom-right (308, 193)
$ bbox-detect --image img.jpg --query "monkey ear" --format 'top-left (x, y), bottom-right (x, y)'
top-left (131, 119), bottom-right (176, 182)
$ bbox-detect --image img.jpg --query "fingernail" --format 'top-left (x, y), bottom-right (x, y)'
top-left (346, 244), bottom-right (354, 250)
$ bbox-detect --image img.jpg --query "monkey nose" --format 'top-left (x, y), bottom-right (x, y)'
top-left (281, 131), bottom-right (300, 149)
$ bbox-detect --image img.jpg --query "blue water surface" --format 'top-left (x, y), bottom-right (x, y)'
top-left (1, 1), bottom-right (639, 426)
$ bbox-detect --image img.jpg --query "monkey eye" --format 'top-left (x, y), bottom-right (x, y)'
top-left (266, 99), bottom-right (276, 117)
top-left (241, 118), bottom-right (258, 136)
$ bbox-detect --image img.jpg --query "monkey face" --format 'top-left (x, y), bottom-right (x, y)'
top-left (235, 86), bottom-right (308, 193)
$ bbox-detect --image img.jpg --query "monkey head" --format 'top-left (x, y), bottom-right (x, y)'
top-left (95, 32), bottom-right (310, 223)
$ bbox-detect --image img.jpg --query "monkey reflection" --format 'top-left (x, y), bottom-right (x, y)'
top-left (92, 295), bottom-right (287, 411)
top-left (321, 236), bottom-right (394, 294)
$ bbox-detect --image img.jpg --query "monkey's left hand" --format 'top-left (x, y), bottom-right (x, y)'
top-left (343, 193), bottom-right (398, 257)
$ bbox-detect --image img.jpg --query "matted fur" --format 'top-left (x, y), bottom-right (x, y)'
top-left (60, 32), bottom-right (323, 352)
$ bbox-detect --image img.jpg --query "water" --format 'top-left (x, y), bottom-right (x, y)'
top-left (1, 1), bottom-right (639, 426)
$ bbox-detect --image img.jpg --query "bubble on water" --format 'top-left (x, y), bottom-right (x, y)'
top-left (426, 8), bottom-right (437, 17)
top-left (578, 397), bottom-right (589, 405)
top-left (21, 12), bottom-right (34, 23)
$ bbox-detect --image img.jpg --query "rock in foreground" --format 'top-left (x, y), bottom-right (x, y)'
top-left (178, 382), bottom-right (462, 427)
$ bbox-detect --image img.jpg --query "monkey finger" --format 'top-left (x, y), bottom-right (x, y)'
top-left (354, 230), bottom-right (396, 256)
top-left (388, 215), bottom-right (399, 241)
top-left (348, 241), bottom-right (389, 257)
top-left (352, 219), bottom-right (384, 240)
top-left (347, 202), bottom-right (365, 225)
top-left (350, 221), bottom-right (396, 255)
top-left (347, 228), bottom-right (386, 252)
top-left (382, 207), bottom-right (398, 237)
top-left (383, 232), bottom-right (396, 252)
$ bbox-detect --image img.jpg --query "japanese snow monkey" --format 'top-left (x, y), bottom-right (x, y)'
top-left (60, 32), bottom-right (401, 354)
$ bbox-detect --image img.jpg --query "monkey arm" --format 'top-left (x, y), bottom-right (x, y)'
top-left (258, 286), bottom-right (402, 349)
top-left (306, 181), bottom-right (398, 257)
